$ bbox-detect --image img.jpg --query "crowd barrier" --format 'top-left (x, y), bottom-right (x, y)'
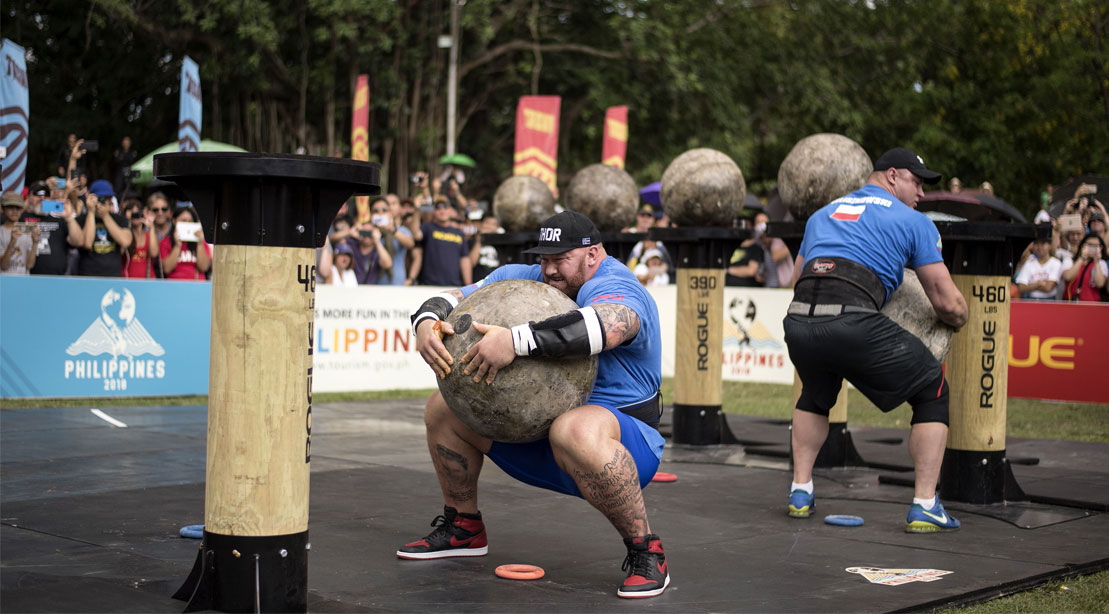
top-left (1, 276), bottom-right (1105, 403)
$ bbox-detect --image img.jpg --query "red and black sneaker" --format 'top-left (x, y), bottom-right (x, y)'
top-left (617, 534), bottom-right (670, 598)
top-left (396, 506), bottom-right (488, 560)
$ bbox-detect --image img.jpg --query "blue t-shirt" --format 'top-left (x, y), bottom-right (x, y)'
top-left (379, 226), bottom-right (412, 286)
top-left (798, 184), bottom-right (943, 302)
top-left (460, 256), bottom-right (662, 409)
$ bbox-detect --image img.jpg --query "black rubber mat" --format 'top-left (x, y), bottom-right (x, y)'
top-left (2, 402), bottom-right (1106, 612)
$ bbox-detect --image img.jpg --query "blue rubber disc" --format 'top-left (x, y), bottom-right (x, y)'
top-left (824, 514), bottom-right (864, 526)
top-left (179, 524), bottom-right (205, 539)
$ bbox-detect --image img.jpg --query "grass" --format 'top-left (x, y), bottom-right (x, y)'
top-left (3, 381), bottom-right (1107, 613)
top-left (4, 381), bottom-right (1106, 442)
top-left (938, 569), bottom-right (1109, 614)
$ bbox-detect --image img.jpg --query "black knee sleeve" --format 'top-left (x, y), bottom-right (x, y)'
top-left (795, 388), bottom-right (831, 417)
top-left (909, 371), bottom-right (949, 426)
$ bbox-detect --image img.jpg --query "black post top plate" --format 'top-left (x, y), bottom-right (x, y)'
top-left (153, 152), bottom-right (379, 190)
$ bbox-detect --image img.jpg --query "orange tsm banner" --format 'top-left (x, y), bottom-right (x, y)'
top-left (351, 74), bottom-right (370, 224)
top-left (601, 105), bottom-right (628, 169)
top-left (513, 96), bottom-right (561, 197)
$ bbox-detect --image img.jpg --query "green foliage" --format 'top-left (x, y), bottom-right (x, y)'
top-left (7, 0), bottom-right (1107, 214)
top-left (941, 569), bottom-right (1109, 614)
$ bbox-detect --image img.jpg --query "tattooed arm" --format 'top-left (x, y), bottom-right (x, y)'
top-left (592, 302), bottom-right (641, 350)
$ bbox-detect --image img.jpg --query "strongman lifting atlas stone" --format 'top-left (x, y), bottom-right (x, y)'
top-left (778, 133), bottom-right (872, 221)
top-left (565, 163), bottom-right (639, 232)
top-left (437, 279), bottom-right (599, 442)
top-left (493, 175), bottom-right (557, 232)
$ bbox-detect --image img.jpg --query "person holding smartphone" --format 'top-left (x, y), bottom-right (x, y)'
top-left (0, 192), bottom-right (39, 275)
top-left (1062, 234), bottom-right (1108, 302)
top-left (372, 196), bottom-right (416, 286)
top-left (75, 180), bottom-right (131, 277)
top-left (159, 205), bottom-right (211, 281)
top-left (20, 180), bottom-right (75, 276)
top-left (342, 220), bottom-right (393, 285)
top-left (121, 200), bottom-right (160, 278)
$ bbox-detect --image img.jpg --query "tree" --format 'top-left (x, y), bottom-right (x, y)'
top-left (8, 0), bottom-right (1105, 218)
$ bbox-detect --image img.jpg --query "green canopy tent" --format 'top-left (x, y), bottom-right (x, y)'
top-left (438, 153), bottom-right (476, 168)
top-left (129, 139), bottom-right (247, 185)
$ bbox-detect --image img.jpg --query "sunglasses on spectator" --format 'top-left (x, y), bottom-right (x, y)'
top-left (435, 203), bottom-right (452, 209)
top-left (151, 207), bottom-right (169, 212)
top-left (638, 212), bottom-right (653, 218)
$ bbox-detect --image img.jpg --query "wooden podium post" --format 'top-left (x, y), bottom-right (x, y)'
top-left (650, 227), bottom-right (745, 444)
top-left (936, 222), bottom-right (1045, 504)
top-left (154, 153), bottom-right (379, 613)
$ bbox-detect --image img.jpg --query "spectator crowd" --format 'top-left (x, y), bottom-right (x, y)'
top-left (1013, 183), bottom-right (1108, 302)
top-left (3, 134), bottom-right (1104, 303)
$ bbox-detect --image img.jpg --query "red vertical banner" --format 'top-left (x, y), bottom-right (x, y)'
top-left (601, 105), bottom-right (628, 169)
top-left (351, 74), bottom-right (371, 225)
top-left (513, 96), bottom-right (561, 197)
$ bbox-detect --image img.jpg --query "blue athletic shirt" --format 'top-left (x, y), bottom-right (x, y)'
top-left (460, 256), bottom-right (662, 410)
top-left (798, 183), bottom-right (943, 303)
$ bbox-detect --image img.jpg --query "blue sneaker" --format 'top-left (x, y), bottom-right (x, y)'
top-left (788, 489), bottom-right (814, 518)
top-left (905, 499), bottom-right (960, 533)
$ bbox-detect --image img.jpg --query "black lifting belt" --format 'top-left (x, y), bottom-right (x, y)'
top-left (792, 257), bottom-right (886, 311)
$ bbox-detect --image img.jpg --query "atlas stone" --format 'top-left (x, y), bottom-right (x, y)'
top-left (438, 279), bottom-right (599, 443)
top-left (565, 164), bottom-right (639, 232)
top-left (660, 148), bottom-right (746, 227)
top-left (493, 176), bottom-right (557, 232)
top-left (778, 133), bottom-right (872, 221)
top-left (882, 269), bottom-right (953, 362)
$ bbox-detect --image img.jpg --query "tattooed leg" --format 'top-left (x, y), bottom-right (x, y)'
top-left (551, 405), bottom-right (651, 538)
top-left (424, 390), bottom-right (491, 513)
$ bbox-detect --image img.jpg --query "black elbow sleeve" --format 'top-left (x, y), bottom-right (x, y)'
top-left (510, 307), bottom-right (605, 359)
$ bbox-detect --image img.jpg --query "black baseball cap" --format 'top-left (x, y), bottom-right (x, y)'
top-left (874, 147), bottom-right (942, 184)
top-left (29, 181), bottom-right (48, 197)
top-left (522, 210), bottom-right (602, 255)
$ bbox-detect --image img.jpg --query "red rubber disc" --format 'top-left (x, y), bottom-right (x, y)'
top-left (495, 564), bottom-right (545, 580)
top-left (651, 471), bottom-right (678, 483)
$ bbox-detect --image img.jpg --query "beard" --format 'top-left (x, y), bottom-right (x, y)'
top-left (544, 258), bottom-right (588, 300)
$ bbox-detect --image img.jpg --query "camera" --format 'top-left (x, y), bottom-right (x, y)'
top-left (410, 174), bottom-right (421, 184)
top-left (79, 140), bottom-right (99, 153)
top-left (358, 229), bottom-right (375, 238)
top-left (372, 213), bottom-right (391, 227)
top-left (130, 210), bottom-right (145, 221)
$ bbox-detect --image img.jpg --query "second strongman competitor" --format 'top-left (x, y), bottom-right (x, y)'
top-left (400, 211), bottom-right (670, 598)
top-left (784, 147), bottom-right (969, 533)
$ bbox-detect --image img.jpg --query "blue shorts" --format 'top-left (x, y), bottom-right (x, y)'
top-left (486, 405), bottom-right (666, 498)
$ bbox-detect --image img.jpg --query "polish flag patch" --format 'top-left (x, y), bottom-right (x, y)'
top-left (830, 204), bottom-right (866, 222)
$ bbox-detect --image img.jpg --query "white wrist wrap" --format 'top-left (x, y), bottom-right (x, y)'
top-left (578, 307), bottom-right (604, 356)
top-left (511, 324), bottom-right (537, 357)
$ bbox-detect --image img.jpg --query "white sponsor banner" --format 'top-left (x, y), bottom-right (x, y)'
top-left (720, 287), bottom-right (794, 384)
top-left (313, 285), bottom-right (438, 392)
top-left (648, 285), bottom-right (794, 384)
top-left (312, 284), bottom-right (796, 393)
